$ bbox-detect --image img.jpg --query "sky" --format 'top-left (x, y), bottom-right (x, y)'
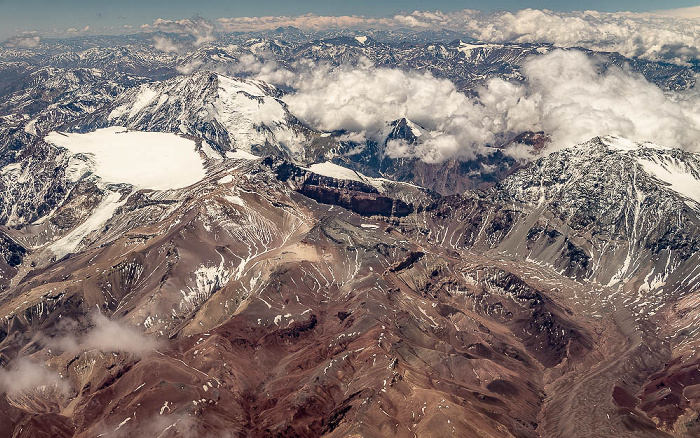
top-left (1, 0), bottom-right (699, 39)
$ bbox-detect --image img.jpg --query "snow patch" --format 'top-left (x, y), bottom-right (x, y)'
top-left (49, 191), bottom-right (126, 258)
top-left (24, 119), bottom-right (37, 136)
top-left (456, 41), bottom-right (504, 53)
top-left (224, 195), bottom-right (245, 206)
top-left (109, 86), bottom-right (159, 119)
top-left (306, 162), bottom-right (395, 192)
top-left (217, 175), bottom-right (234, 185)
top-left (216, 75), bottom-right (287, 127)
top-left (114, 417), bottom-right (132, 431)
top-left (600, 136), bottom-right (700, 205)
top-left (0, 163), bottom-right (21, 175)
top-left (45, 127), bottom-right (206, 190)
top-left (181, 258), bottom-right (232, 309)
top-left (225, 149), bottom-right (260, 160)
top-left (201, 140), bottom-right (222, 160)
top-left (602, 135), bottom-right (670, 152)
top-left (638, 157), bottom-right (700, 204)
top-left (214, 75), bottom-right (301, 155)
top-left (601, 135), bottom-right (639, 151)
top-left (308, 162), bottom-right (365, 183)
top-left (406, 119), bottom-right (423, 137)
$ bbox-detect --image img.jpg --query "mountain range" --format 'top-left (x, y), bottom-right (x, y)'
top-left (0, 29), bottom-right (699, 438)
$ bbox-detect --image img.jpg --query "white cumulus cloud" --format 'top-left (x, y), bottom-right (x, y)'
top-left (216, 9), bottom-right (700, 65)
top-left (3, 34), bottom-right (41, 48)
top-left (0, 358), bottom-right (69, 396)
top-left (153, 35), bottom-right (181, 53)
top-left (481, 49), bottom-right (700, 153)
top-left (228, 54), bottom-right (297, 86)
top-left (284, 59), bottom-right (496, 162)
top-left (55, 312), bottom-right (161, 357)
top-left (282, 50), bottom-right (700, 162)
top-left (151, 17), bottom-right (215, 47)
top-left (394, 9), bottom-right (700, 65)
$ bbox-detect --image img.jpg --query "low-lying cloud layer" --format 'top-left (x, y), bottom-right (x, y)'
top-left (284, 60), bottom-right (494, 162)
top-left (486, 50), bottom-right (700, 154)
top-left (217, 9), bottom-right (700, 65)
top-left (57, 312), bottom-right (161, 357)
top-left (14, 8), bottom-right (700, 65)
top-left (0, 313), bottom-right (159, 397)
top-left (394, 9), bottom-right (700, 65)
top-left (217, 14), bottom-right (392, 32)
top-left (2, 34), bottom-right (41, 48)
top-left (0, 358), bottom-right (68, 396)
top-left (153, 35), bottom-right (181, 53)
top-left (282, 49), bottom-right (700, 162)
top-left (146, 17), bottom-right (215, 49)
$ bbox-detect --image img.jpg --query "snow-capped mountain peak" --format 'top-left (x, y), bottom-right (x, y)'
top-left (497, 135), bottom-right (700, 289)
top-left (96, 71), bottom-right (316, 159)
top-left (600, 135), bottom-right (700, 206)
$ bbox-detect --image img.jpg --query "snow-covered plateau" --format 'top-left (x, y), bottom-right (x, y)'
top-left (45, 127), bottom-right (206, 190)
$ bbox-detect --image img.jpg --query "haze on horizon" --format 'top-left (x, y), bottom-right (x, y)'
top-left (1, 0), bottom-right (700, 40)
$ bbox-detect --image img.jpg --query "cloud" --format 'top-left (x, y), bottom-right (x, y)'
top-left (217, 9), bottom-right (700, 65)
top-left (217, 14), bottom-right (391, 32)
top-left (65, 25), bottom-right (90, 35)
top-left (655, 5), bottom-right (700, 19)
top-left (176, 60), bottom-right (204, 75)
top-left (173, 51), bottom-right (296, 85)
top-left (151, 17), bottom-right (215, 46)
top-left (282, 50), bottom-right (700, 162)
top-left (153, 35), bottom-right (181, 53)
top-left (3, 34), bottom-right (41, 48)
top-left (0, 314), bottom-right (159, 401)
top-left (284, 59), bottom-right (495, 162)
top-left (480, 49), bottom-right (700, 153)
top-left (395, 9), bottom-right (700, 65)
top-left (55, 312), bottom-right (161, 357)
top-left (226, 54), bottom-right (296, 86)
top-left (0, 358), bottom-right (69, 396)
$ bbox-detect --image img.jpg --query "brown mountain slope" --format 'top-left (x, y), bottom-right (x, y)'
top-left (0, 155), bottom-right (697, 437)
